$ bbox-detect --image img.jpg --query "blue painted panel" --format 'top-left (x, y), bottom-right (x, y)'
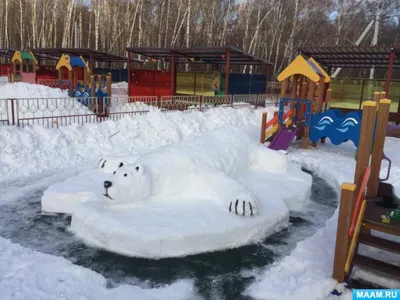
top-left (309, 109), bottom-right (363, 147)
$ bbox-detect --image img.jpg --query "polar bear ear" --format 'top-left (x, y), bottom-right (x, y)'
top-left (134, 164), bottom-right (144, 175)
top-left (99, 159), bottom-right (107, 169)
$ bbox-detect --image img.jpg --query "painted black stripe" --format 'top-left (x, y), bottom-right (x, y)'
top-left (101, 160), bottom-right (107, 168)
top-left (243, 201), bottom-right (245, 216)
top-left (235, 199), bottom-right (239, 214)
top-left (249, 203), bottom-right (253, 216)
top-left (229, 202), bottom-right (232, 212)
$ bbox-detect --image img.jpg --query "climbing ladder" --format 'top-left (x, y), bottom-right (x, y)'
top-left (332, 99), bottom-right (400, 285)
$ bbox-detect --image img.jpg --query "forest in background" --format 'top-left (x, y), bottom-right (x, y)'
top-left (0, 0), bottom-right (399, 78)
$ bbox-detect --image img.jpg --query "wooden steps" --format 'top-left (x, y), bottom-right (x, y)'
top-left (353, 254), bottom-right (400, 281)
top-left (349, 200), bottom-right (400, 284)
top-left (358, 233), bottom-right (400, 255)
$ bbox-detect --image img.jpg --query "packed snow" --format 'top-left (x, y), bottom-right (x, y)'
top-left (0, 237), bottom-right (198, 300)
top-left (1, 81), bottom-right (400, 299)
top-left (246, 139), bottom-right (400, 299)
top-left (42, 126), bottom-right (312, 258)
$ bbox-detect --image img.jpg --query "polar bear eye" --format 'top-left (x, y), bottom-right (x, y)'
top-left (135, 166), bottom-right (139, 171)
top-left (119, 162), bottom-right (124, 168)
top-left (113, 171), bottom-right (116, 175)
top-left (124, 173), bottom-right (128, 177)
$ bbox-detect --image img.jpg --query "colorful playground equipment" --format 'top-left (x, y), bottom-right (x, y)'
top-left (260, 54), bottom-right (329, 150)
top-left (332, 99), bottom-right (400, 283)
top-left (266, 54), bottom-right (399, 284)
top-left (10, 51), bottom-right (38, 83)
top-left (55, 54), bottom-right (111, 104)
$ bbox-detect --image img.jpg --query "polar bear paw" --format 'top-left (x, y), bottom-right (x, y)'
top-left (228, 197), bottom-right (258, 216)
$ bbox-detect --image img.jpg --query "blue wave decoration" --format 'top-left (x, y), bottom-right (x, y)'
top-left (309, 109), bottom-right (363, 147)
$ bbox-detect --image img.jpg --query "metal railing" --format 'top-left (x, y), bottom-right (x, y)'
top-left (0, 94), bottom-right (280, 127)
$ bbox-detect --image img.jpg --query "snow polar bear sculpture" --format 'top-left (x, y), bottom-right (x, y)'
top-left (102, 126), bottom-right (291, 217)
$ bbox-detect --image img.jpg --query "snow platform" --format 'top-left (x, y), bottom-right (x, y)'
top-left (42, 166), bottom-right (312, 259)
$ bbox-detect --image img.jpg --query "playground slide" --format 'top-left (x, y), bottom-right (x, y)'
top-left (268, 127), bottom-right (300, 151)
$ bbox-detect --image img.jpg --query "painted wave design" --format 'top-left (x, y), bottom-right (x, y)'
top-left (314, 116), bottom-right (334, 131)
top-left (336, 117), bottom-right (359, 133)
top-left (309, 109), bottom-right (362, 147)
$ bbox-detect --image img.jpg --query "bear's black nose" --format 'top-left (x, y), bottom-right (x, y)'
top-left (104, 181), bottom-right (112, 188)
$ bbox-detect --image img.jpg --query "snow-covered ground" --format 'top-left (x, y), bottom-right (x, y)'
top-left (1, 82), bottom-right (399, 299)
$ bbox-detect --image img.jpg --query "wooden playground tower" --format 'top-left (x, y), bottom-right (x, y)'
top-left (10, 50), bottom-right (38, 83)
top-left (259, 55), bottom-right (332, 149)
top-left (56, 54), bottom-right (112, 97)
top-left (332, 97), bottom-right (400, 282)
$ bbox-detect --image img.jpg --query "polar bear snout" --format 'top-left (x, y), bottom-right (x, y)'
top-left (104, 181), bottom-right (113, 188)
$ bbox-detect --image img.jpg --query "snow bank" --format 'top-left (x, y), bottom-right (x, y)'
top-left (0, 237), bottom-right (198, 300)
top-left (0, 106), bottom-right (278, 182)
top-left (111, 81), bottom-right (128, 88)
top-left (245, 139), bottom-right (400, 299)
top-left (0, 82), bottom-right (94, 124)
top-left (0, 82), bottom-right (69, 98)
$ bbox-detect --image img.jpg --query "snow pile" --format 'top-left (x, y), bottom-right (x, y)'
top-left (0, 82), bottom-right (94, 124)
top-left (0, 82), bottom-right (68, 98)
top-left (42, 126), bottom-right (311, 258)
top-left (0, 237), bottom-right (198, 300)
top-left (112, 81), bottom-right (128, 96)
top-left (112, 81), bottom-right (128, 88)
top-left (0, 106), bottom-right (277, 181)
top-left (245, 139), bottom-right (400, 299)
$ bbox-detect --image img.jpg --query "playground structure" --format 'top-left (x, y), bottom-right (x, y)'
top-left (55, 54), bottom-right (112, 99)
top-left (10, 51), bottom-right (38, 83)
top-left (262, 51), bottom-right (400, 284)
top-left (332, 99), bottom-right (400, 283)
top-left (260, 54), bottom-right (331, 150)
top-left (297, 45), bottom-right (400, 123)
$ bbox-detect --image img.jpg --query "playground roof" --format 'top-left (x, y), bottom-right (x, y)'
top-left (297, 45), bottom-right (400, 69)
top-left (125, 47), bottom-right (273, 65)
top-left (32, 48), bottom-right (142, 63)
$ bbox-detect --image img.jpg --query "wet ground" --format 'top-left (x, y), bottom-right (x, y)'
top-left (0, 168), bottom-right (338, 299)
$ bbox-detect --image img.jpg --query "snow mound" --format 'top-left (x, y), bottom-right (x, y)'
top-left (42, 126), bottom-right (312, 258)
top-left (0, 237), bottom-right (198, 300)
top-left (0, 82), bottom-right (68, 99)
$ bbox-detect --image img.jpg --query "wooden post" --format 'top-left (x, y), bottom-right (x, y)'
top-left (380, 91), bottom-right (386, 99)
top-left (90, 75), bottom-right (95, 98)
top-left (83, 68), bottom-right (88, 87)
top-left (68, 70), bottom-right (73, 96)
top-left (107, 73), bottom-right (112, 96)
top-left (325, 88), bottom-right (332, 111)
top-left (366, 99), bottom-right (391, 198)
top-left (58, 68), bottom-right (63, 80)
top-left (302, 81), bottom-right (314, 149)
top-left (332, 183), bottom-right (356, 282)
top-left (260, 112), bottom-right (267, 144)
top-left (373, 92), bottom-right (380, 104)
top-left (280, 79), bottom-right (287, 98)
top-left (317, 77), bottom-right (325, 111)
top-left (73, 69), bottom-right (78, 90)
top-left (290, 75), bottom-right (298, 111)
top-left (353, 101), bottom-right (377, 205)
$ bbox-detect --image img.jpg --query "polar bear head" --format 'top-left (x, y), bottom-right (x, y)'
top-left (103, 164), bottom-right (152, 204)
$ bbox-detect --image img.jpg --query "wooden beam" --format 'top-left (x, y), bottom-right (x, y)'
top-left (332, 183), bottom-right (356, 282)
top-left (353, 101), bottom-right (377, 208)
top-left (367, 99), bottom-right (391, 198)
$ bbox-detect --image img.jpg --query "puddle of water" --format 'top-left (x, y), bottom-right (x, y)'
top-left (0, 169), bottom-right (337, 300)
